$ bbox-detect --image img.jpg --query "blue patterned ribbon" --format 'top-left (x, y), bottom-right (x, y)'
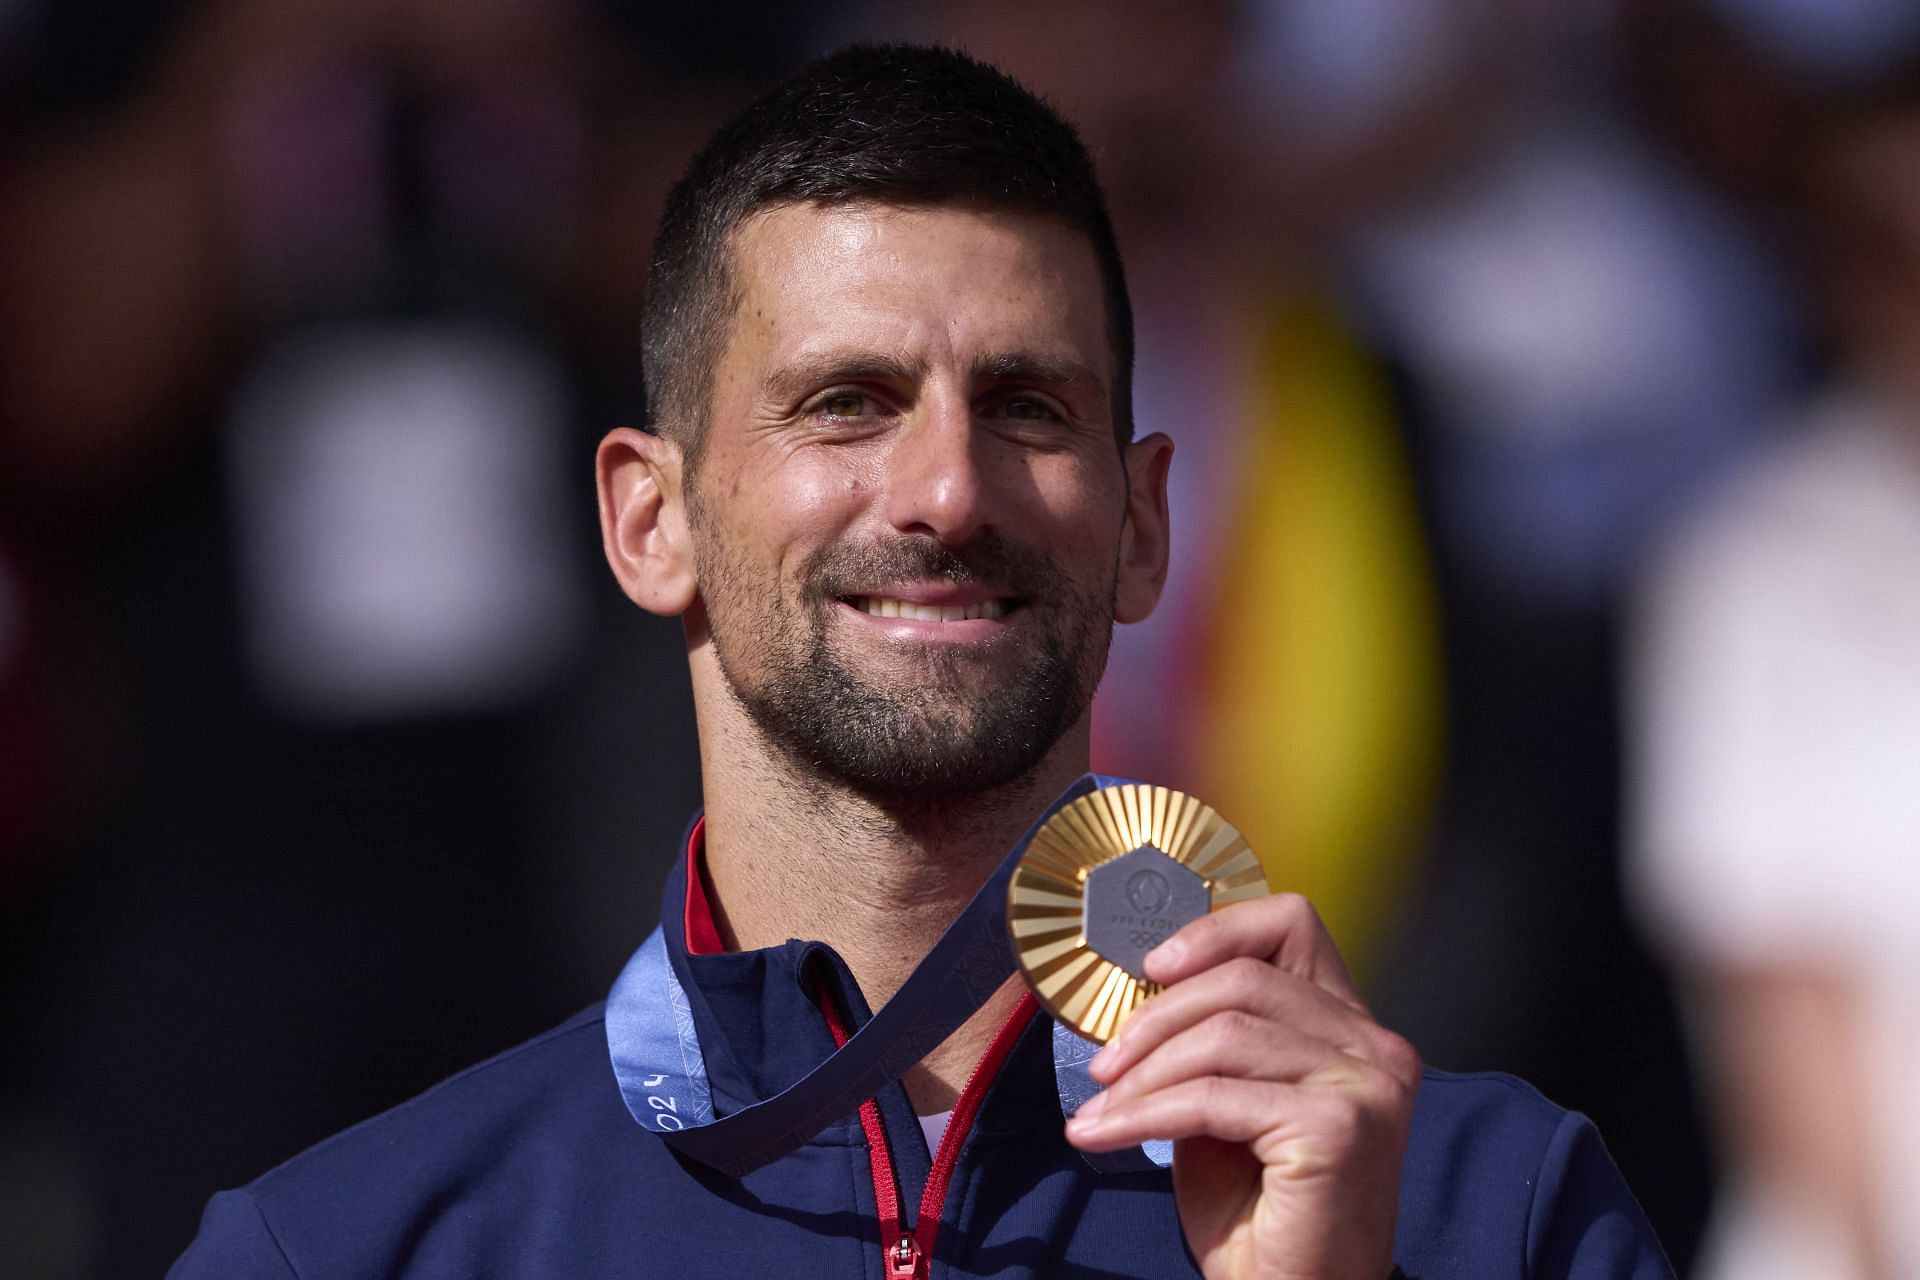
top-left (605, 773), bottom-right (1170, 1176)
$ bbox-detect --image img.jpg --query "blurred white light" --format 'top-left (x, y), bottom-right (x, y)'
top-left (227, 324), bottom-right (586, 722)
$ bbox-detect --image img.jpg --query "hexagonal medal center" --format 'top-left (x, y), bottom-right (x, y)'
top-left (1082, 845), bottom-right (1211, 979)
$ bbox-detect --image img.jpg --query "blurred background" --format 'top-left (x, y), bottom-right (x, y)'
top-left (3, 0), bottom-right (1917, 1275)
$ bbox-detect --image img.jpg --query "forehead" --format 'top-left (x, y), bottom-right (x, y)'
top-left (718, 201), bottom-right (1112, 382)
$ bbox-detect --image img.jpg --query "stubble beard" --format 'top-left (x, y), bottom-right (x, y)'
top-left (692, 515), bottom-right (1114, 801)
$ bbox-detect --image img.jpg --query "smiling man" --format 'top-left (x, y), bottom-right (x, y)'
top-left (171, 45), bottom-right (1672, 1280)
top-left (674, 205), bottom-right (1134, 803)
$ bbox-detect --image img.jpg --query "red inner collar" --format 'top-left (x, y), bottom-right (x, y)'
top-left (682, 816), bottom-right (726, 956)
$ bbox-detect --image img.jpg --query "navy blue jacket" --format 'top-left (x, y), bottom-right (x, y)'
top-left (171, 836), bottom-right (1674, 1279)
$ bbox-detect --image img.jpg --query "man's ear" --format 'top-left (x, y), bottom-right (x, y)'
top-left (597, 427), bottom-right (698, 617)
top-left (1114, 432), bottom-right (1174, 625)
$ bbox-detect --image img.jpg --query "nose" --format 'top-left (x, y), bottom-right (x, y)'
top-left (882, 391), bottom-right (989, 545)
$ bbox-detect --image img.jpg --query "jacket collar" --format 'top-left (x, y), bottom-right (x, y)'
top-left (622, 801), bottom-right (1169, 1173)
top-left (659, 815), bottom-right (868, 1120)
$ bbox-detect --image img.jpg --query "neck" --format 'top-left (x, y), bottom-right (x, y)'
top-left (691, 687), bottom-right (1091, 1112)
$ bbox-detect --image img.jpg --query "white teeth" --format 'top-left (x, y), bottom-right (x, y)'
top-left (855, 596), bottom-right (1008, 621)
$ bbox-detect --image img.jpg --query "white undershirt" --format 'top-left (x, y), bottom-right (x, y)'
top-left (918, 1109), bottom-right (953, 1156)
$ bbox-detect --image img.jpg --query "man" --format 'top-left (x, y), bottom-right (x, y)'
top-left (172, 44), bottom-right (1670, 1279)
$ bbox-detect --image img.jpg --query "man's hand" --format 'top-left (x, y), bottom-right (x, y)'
top-left (1064, 894), bottom-right (1420, 1280)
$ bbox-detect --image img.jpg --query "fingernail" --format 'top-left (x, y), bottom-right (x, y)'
top-left (1144, 937), bottom-right (1185, 971)
top-left (1072, 1091), bottom-right (1108, 1126)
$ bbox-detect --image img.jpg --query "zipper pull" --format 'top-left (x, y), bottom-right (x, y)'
top-left (888, 1233), bottom-right (922, 1279)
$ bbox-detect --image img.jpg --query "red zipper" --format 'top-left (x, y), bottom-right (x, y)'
top-left (816, 981), bottom-right (1040, 1279)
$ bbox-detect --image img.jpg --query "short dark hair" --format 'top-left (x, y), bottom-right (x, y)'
top-left (639, 43), bottom-right (1134, 459)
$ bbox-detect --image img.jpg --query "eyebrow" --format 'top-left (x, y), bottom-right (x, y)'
top-left (761, 353), bottom-right (928, 406)
top-left (761, 349), bottom-right (1110, 414)
top-left (972, 352), bottom-right (1109, 410)
top-left (973, 352), bottom-right (1101, 386)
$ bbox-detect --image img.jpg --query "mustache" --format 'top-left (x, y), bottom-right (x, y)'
top-left (800, 532), bottom-right (1059, 599)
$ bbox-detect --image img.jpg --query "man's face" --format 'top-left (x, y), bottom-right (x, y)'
top-left (684, 201), bottom-right (1141, 796)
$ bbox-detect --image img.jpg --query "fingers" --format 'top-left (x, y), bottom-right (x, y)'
top-left (1089, 955), bottom-right (1384, 1087)
top-left (1068, 1076), bottom-right (1282, 1152)
top-left (1072, 892), bottom-right (1423, 1156)
top-left (1065, 892), bottom-right (1419, 1278)
top-left (1091, 1002), bottom-right (1378, 1108)
top-left (1064, 1073), bottom-right (1411, 1163)
top-left (1082, 997), bottom-right (1428, 1159)
top-left (1143, 893), bottom-right (1365, 1012)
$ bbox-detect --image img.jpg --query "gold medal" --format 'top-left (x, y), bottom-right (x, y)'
top-left (1008, 784), bottom-right (1269, 1043)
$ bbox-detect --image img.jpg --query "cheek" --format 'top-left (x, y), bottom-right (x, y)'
top-left (786, 454), bottom-right (876, 525)
top-left (1018, 452), bottom-right (1124, 551)
top-left (740, 454), bottom-right (874, 566)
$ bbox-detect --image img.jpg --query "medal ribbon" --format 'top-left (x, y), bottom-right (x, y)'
top-left (605, 773), bottom-right (1170, 1176)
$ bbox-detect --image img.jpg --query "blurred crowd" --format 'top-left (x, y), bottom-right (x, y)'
top-left (3, 0), bottom-right (1918, 1275)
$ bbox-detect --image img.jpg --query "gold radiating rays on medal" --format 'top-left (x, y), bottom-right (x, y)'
top-left (1008, 785), bottom-right (1270, 1043)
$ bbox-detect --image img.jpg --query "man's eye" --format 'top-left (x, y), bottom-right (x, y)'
top-left (810, 390), bottom-right (882, 418)
top-left (996, 396), bottom-right (1061, 422)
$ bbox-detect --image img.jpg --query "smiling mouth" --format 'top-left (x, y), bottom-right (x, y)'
top-left (846, 595), bottom-right (1013, 622)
